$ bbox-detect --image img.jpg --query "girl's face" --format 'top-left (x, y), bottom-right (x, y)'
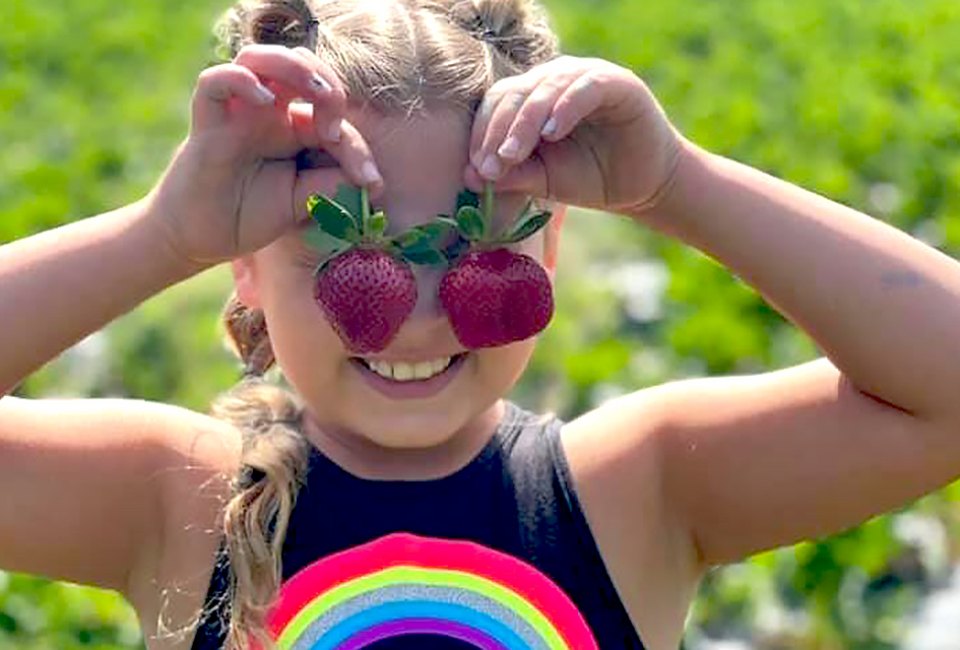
top-left (232, 108), bottom-right (561, 452)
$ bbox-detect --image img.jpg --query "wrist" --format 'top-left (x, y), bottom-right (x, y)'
top-left (626, 136), bottom-right (703, 228)
top-left (132, 192), bottom-right (216, 279)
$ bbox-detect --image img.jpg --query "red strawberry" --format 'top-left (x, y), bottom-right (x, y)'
top-left (314, 248), bottom-right (418, 354)
top-left (440, 248), bottom-right (554, 348)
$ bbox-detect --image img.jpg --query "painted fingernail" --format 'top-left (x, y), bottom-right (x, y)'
top-left (541, 117), bottom-right (558, 137)
top-left (480, 154), bottom-right (502, 179)
top-left (498, 136), bottom-right (520, 159)
top-left (361, 161), bottom-right (382, 185)
top-left (311, 72), bottom-right (331, 93)
top-left (327, 119), bottom-right (342, 143)
top-left (254, 83), bottom-right (276, 105)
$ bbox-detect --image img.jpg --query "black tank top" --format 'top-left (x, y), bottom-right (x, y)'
top-left (189, 401), bottom-right (646, 649)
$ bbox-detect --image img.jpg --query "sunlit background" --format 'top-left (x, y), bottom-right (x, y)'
top-left (2, 0), bottom-right (960, 648)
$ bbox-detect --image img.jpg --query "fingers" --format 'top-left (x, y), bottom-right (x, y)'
top-left (290, 46), bottom-right (346, 143)
top-left (192, 45), bottom-right (345, 140)
top-left (288, 105), bottom-right (383, 195)
top-left (192, 64), bottom-right (277, 129)
top-left (469, 57), bottom-right (632, 185)
top-left (235, 44), bottom-right (346, 141)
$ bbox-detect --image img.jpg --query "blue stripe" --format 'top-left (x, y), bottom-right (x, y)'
top-left (309, 600), bottom-right (529, 650)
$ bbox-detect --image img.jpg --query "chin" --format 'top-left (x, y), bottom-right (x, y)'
top-left (348, 403), bottom-right (474, 450)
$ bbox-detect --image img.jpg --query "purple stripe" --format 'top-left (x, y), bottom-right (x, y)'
top-left (336, 618), bottom-right (509, 650)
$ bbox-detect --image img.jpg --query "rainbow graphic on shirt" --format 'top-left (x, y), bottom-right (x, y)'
top-left (264, 533), bottom-right (599, 649)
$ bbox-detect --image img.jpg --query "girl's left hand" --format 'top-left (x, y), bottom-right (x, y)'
top-left (466, 56), bottom-right (685, 216)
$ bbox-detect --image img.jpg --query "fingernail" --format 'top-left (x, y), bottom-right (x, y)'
top-left (498, 136), bottom-right (520, 159)
top-left (327, 119), bottom-right (342, 143)
top-left (311, 72), bottom-right (331, 93)
top-left (541, 117), bottom-right (558, 137)
top-left (254, 83), bottom-right (276, 105)
top-left (361, 161), bottom-right (382, 185)
top-left (480, 154), bottom-right (502, 179)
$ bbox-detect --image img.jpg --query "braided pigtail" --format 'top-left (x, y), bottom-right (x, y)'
top-left (212, 292), bottom-right (312, 649)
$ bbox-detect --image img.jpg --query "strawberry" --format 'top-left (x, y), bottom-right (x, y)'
top-left (305, 184), bottom-right (453, 354)
top-left (314, 247), bottom-right (417, 354)
top-left (438, 185), bottom-right (555, 348)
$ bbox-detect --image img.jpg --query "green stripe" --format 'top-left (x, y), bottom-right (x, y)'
top-left (277, 566), bottom-right (567, 650)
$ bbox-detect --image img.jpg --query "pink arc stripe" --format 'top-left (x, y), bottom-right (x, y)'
top-left (268, 533), bottom-right (597, 649)
top-left (336, 618), bottom-right (509, 650)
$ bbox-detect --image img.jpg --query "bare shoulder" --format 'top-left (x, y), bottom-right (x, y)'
top-left (126, 401), bottom-right (243, 647)
top-left (558, 385), bottom-right (703, 650)
top-left (557, 356), bottom-right (960, 649)
top-left (0, 395), bottom-right (241, 630)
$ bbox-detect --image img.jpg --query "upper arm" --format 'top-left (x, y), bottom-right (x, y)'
top-left (655, 357), bottom-right (960, 568)
top-left (0, 396), bottom-right (240, 597)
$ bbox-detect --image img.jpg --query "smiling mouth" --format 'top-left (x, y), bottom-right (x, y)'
top-left (352, 353), bottom-right (469, 382)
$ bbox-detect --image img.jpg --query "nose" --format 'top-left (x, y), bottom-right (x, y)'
top-left (408, 262), bottom-right (447, 321)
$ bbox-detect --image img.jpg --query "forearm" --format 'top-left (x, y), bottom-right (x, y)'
top-left (637, 140), bottom-right (960, 423)
top-left (0, 199), bottom-right (207, 395)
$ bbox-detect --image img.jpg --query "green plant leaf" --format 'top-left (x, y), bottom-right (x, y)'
top-left (401, 248), bottom-right (447, 266)
top-left (455, 205), bottom-right (486, 240)
top-left (334, 183), bottom-right (364, 223)
top-left (308, 193), bottom-right (360, 241)
top-left (500, 209), bottom-right (553, 244)
top-left (392, 228), bottom-right (430, 250)
top-left (418, 221), bottom-right (457, 246)
top-left (435, 216), bottom-right (461, 230)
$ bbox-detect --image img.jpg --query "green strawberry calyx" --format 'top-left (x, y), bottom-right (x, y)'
top-left (304, 183), bottom-right (456, 271)
top-left (303, 182), bottom-right (552, 271)
top-left (437, 182), bottom-right (553, 263)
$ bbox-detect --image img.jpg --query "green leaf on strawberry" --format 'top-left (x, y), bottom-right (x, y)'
top-left (455, 205), bottom-right (486, 241)
top-left (392, 220), bottom-right (456, 266)
top-left (500, 207), bottom-right (553, 244)
top-left (400, 248), bottom-right (447, 266)
top-left (308, 193), bottom-right (360, 242)
top-left (334, 184), bottom-right (364, 227)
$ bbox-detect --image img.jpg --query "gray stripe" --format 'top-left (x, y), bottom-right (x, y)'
top-left (289, 583), bottom-right (551, 650)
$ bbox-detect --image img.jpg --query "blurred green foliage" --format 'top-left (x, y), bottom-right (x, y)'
top-left (2, 0), bottom-right (959, 648)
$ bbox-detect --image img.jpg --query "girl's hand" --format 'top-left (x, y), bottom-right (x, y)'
top-left (466, 56), bottom-right (684, 216)
top-left (146, 44), bottom-right (383, 267)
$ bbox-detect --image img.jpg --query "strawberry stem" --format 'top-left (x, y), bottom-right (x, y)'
top-left (483, 181), bottom-right (495, 229)
top-left (360, 185), bottom-right (371, 236)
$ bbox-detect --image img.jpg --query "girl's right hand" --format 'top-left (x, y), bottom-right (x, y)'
top-left (145, 44), bottom-right (383, 268)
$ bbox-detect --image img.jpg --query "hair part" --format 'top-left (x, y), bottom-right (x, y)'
top-left (210, 0), bottom-right (560, 647)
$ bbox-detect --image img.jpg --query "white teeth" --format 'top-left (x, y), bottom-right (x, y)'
top-left (412, 361), bottom-right (435, 380)
top-left (364, 356), bottom-right (454, 382)
top-left (393, 363), bottom-right (415, 381)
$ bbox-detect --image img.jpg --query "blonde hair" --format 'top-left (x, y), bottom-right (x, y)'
top-left (208, 0), bottom-right (560, 647)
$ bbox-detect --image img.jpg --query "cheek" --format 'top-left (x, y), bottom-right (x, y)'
top-left (259, 265), bottom-right (349, 376)
top-left (473, 339), bottom-right (537, 389)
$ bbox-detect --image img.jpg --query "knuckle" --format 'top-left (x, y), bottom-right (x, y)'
top-left (292, 46), bottom-right (316, 59)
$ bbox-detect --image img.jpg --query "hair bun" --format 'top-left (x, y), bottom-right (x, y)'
top-left (215, 0), bottom-right (319, 60)
top-left (448, 0), bottom-right (558, 68)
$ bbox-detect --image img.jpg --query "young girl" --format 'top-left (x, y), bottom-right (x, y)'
top-left (2, 0), bottom-right (959, 648)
